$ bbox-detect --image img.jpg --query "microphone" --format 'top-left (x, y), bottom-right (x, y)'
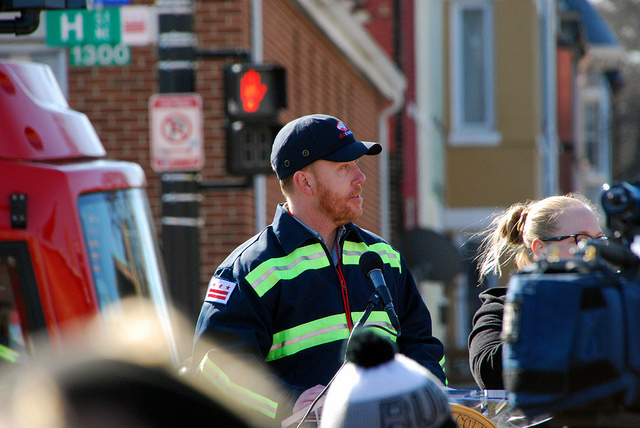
top-left (359, 251), bottom-right (401, 334)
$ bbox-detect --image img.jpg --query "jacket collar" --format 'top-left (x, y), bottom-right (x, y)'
top-left (272, 203), bottom-right (360, 255)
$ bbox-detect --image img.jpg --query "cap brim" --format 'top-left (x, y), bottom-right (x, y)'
top-left (323, 141), bottom-right (382, 163)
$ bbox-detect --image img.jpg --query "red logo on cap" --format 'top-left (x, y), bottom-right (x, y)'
top-left (336, 120), bottom-right (353, 138)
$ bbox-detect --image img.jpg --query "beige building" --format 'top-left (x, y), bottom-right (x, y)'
top-left (435, 0), bottom-right (622, 385)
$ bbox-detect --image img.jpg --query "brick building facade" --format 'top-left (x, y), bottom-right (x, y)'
top-left (66, 0), bottom-right (398, 311)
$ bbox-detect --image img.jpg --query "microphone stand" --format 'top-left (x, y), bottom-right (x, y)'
top-left (295, 291), bottom-right (380, 428)
top-left (344, 291), bottom-right (380, 359)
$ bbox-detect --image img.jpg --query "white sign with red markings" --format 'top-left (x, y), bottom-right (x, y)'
top-left (121, 5), bottom-right (157, 46)
top-left (204, 277), bottom-right (237, 305)
top-left (149, 93), bottom-right (204, 172)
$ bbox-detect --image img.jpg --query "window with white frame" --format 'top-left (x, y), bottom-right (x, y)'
top-left (578, 73), bottom-right (612, 205)
top-left (449, 1), bottom-right (500, 146)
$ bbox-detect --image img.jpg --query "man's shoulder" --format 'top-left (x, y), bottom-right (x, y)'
top-left (346, 223), bottom-right (387, 244)
top-left (347, 224), bottom-right (404, 257)
top-left (218, 227), bottom-right (281, 270)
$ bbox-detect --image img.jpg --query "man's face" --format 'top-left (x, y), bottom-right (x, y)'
top-left (311, 159), bottom-right (367, 226)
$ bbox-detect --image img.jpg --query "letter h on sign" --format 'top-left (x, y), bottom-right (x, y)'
top-left (45, 9), bottom-right (121, 46)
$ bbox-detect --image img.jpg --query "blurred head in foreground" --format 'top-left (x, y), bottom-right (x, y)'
top-left (0, 358), bottom-right (252, 428)
top-left (0, 298), bottom-right (276, 428)
top-left (320, 329), bottom-right (455, 428)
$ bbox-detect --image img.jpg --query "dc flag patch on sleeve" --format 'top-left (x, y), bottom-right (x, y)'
top-left (205, 277), bottom-right (237, 305)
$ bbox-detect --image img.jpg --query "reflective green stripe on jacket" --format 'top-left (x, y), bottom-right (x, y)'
top-left (0, 344), bottom-right (18, 363)
top-left (342, 241), bottom-right (402, 272)
top-left (266, 311), bottom-right (395, 362)
top-left (246, 243), bottom-right (329, 297)
top-left (199, 354), bottom-right (279, 419)
top-left (246, 241), bottom-right (401, 298)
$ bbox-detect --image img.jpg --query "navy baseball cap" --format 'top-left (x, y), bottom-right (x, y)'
top-left (270, 114), bottom-right (382, 179)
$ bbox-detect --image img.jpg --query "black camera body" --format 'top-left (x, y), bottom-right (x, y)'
top-left (602, 181), bottom-right (640, 263)
top-left (502, 181), bottom-right (640, 417)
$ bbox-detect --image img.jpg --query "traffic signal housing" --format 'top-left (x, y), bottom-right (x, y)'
top-left (224, 62), bottom-right (286, 175)
top-left (224, 63), bottom-right (287, 121)
top-left (225, 121), bottom-right (281, 176)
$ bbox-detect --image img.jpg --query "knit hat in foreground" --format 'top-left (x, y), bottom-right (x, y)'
top-left (320, 329), bottom-right (455, 428)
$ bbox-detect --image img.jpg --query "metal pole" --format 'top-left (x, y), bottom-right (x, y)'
top-left (157, 0), bottom-right (201, 321)
top-left (251, 0), bottom-right (267, 233)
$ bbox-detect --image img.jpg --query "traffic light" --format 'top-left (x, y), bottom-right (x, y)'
top-left (224, 63), bottom-right (286, 175)
top-left (224, 63), bottom-right (286, 121)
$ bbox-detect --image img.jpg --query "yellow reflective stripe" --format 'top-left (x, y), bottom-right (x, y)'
top-left (0, 345), bottom-right (18, 363)
top-left (246, 243), bottom-right (329, 297)
top-left (440, 355), bottom-right (448, 386)
top-left (267, 314), bottom-right (348, 362)
top-left (342, 241), bottom-right (402, 272)
top-left (199, 355), bottom-right (278, 419)
top-left (266, 311), bottom-right (395, 362)
top-left (341, 241), bottom-right (369, 265)
top-left (245, 242), bottom-right (401, 298)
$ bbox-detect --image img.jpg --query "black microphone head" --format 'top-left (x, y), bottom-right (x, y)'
top-left (359, 251), bottom-right (384, 278)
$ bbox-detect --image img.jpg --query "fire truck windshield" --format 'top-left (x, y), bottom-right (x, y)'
top-left (78, 189), bottom-right (171, 316)
top-left (78, 188), bottom-right (179, 366)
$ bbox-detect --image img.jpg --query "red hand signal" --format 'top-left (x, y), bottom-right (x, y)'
top-left (240, 70), bottom-right (267, 113)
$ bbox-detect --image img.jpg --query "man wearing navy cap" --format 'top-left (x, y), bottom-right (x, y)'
top-left (193, 114), bottom-right (446, 423)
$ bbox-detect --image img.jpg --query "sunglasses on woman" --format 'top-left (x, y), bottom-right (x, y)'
top-left (541, 234), bottom-right (609, 245)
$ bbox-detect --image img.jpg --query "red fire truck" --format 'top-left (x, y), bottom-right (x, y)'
top-left (0, 60), bottom-right (178, 365)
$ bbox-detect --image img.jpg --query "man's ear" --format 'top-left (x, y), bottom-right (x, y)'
top-left (293, 170), bottom-right (314, 196)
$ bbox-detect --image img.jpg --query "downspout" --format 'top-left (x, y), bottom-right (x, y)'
top-left (379, 90), bottom-right (405, 240)
top-left (379, 1), bottom-right (405, 240)
top-left (540, 0), bottom-right (559, 196)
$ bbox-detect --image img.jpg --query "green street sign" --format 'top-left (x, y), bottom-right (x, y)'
top-left (46, 9), bottom-right (121, 46)
top-left (69, 43), bottom-right (131, 67)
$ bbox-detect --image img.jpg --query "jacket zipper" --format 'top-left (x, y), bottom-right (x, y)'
top-left (335, 234), bottom-right (353, 331)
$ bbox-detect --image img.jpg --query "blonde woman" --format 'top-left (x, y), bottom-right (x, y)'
top-left (468, 194), bottom-right (608, 389)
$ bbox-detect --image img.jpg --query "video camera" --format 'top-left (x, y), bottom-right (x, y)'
top-left (602, 181), bottom-right (640, 251)
top-left (502, 181), bottom-right (640, 418)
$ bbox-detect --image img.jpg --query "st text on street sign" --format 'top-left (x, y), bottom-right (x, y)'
top-left (149, 94), bottom-right (204, 172)
top-left (46, 9), bottom-right (121, 46)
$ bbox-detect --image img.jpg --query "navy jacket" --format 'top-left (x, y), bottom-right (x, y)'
top-left (193, 204), bottom-right (445, 420)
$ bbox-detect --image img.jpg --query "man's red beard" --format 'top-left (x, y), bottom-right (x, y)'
top-left (316, 181), bottom-right (363, 225)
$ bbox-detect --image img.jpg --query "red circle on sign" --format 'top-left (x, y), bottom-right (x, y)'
top-left (160, 113), bottom-right (192, 144)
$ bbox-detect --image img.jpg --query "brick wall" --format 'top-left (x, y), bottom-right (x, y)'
top-left (67, 0), bottom-right (387, 300)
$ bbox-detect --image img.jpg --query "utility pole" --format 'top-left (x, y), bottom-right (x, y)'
top-left (156, 0), bottom-right (201, 321)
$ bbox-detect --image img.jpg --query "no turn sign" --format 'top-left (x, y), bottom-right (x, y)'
top-left (149, 93), bottom-right (204, 172)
